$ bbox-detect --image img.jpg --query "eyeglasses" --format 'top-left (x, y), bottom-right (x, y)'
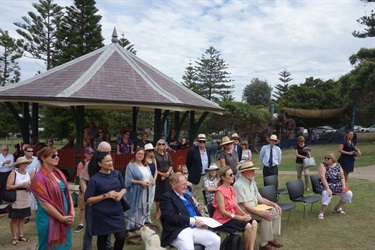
top-left (324, 157), bottom-right (331, 160)
top-left (2, 148), bottom-right (9, 151)
top-left (27, 150), bottom-right (34, 153)
top-left (198, 141), bottom-right (206, 144)
top-left (158, 143), bottom-right (165, 146)
top-left (227, 173), bottom-right (234, 177)
top-left (51, 154), bottom-right (60, 159)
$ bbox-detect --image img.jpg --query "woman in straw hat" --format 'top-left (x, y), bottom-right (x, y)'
top-left (218, 136), bottom-right (239, 175)
top-left (6, 157), bottom-right (32, 246)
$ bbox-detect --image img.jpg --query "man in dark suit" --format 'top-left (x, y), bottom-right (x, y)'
top-left (232, 133), bottom-right (243, 161)
top-left (186, 134), bottom-right (211, 199)
top-left (160, 172), bottom-right (221, 249)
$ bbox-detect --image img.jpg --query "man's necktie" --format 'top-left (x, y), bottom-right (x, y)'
top-left (269, 146), bottom-right (273, 167)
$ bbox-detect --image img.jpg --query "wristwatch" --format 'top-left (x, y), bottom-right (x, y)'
top-left (102, 193), bottom-right (107, 199)
top-left (230, 214), bottom-right (235, 219)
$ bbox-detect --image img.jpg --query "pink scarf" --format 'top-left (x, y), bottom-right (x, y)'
top-left (30, 166), bottom-right (72, 249)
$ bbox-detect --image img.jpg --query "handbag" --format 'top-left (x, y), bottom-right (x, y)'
top-left (121, 197), bottom-right (131, 212)
top-left (303, 156), bottom-right (316, 168)
top-left (1, 172), bottom-right (16, 202)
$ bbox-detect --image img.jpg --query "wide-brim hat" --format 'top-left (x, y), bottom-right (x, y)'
top-left (196, 134), bottom-right (207, 141)
top-left (231, 133), bottom-right (240, 139)
top-left (14, 157), bottom-right (32, 167)
top-left (220, 136), bottom-right (233, 146)
top-left (205, 163), bottom-right (219, 172)
top-left (238, 161), bottom-right (260, 173)
top-left (266, 134), bottom-right (280, 144)
top-left (144, 143), bottom-right (155, 151)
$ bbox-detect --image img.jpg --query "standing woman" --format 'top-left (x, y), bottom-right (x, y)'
top-left (30, 147), bottom-right (74, 250)
top-left (294, 136), bottom-right (311, 191)
top-left (124, 148), bottom-right (154, 228)
top-left (241, 141), bottom-right (252, 162)
top-left (93, 129), bottom-right (105, 150)
top-left (338, 130), bottom-right (361, 182)
top-left (84, 152), bottom-right (127, 250)
top-left (218, 136), bottom-right (239, 175)
top-left (154, 139), bottom-right (174, 220)
top-left (144, 143), bottom-right (158, 222)
top-left (6, 157), bottom-right (32, 246)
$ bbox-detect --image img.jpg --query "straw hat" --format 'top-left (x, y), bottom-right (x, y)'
top-left (144, 143), bottom-right (155, 151)
top-left (266, 134), bottom-right (280, 144)
top-left (14, 157), bottom-right (32, 167)
top-left (196, 134), bottom-right (207, 141)
top-left (205, 163), bottom-right (219, 172)
top-left (231, 133), bottom-right (240, 139)
top-left (220, 136), bottom-right (233, 146)
top-left (237, 161), bottom-right (260, 173)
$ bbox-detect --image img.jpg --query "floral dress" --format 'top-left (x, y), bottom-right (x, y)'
top-left (203, 175), bottom-right (218, 204)
top-left (116, 138), bottom-right (134, 154)
top-left (316, 162), bottom-right (343, 194)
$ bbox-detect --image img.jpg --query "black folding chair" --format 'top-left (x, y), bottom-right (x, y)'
top-left (264, 175), bottom-right (288, 202)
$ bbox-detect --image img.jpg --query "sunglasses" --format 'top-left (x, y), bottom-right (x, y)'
top-left (158, 143), bottom-right (165, 146)
top-left (51, 154), bottom-right (60, 159)
top-left (324, 157), bottom-right (331, 160)
top-left (227, 173), bottom-right (234, 177)
top-left (233, 138), bottom-right (239, 141)
top-left (27, 150), bottom-right (34, 153)
top-left (198, 141), bottom-right (206, 144)
top-left (3, 148), bottom-right (9, 151)
top-left (146, 150), bottom-right (154, 152)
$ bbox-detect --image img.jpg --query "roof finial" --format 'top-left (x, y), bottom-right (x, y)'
top-left (111, 27), bottom-right (118, 43)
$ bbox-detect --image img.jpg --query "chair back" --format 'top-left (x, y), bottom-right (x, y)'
top-left (310, 174), bottom-right (320, 194)
top-left (202, 190), bottom-right (208, 204)
top-left (264, 175), bottom-right (279, 189)
top-left (258, 185), bottom-right (277, 203)
top-left (206, 202), bottom-right (215, 218)
top-left (286, 179), bottom-right (305, 201)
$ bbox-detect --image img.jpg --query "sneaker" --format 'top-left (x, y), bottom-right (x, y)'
top-left (74, 224), bottom-right (84, 232)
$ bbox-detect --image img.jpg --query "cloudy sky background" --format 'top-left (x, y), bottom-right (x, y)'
top-left (1, 0), bottom-right (374, 100)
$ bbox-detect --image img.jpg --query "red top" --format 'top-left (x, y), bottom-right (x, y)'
top-left (213, 185), bottom-right (238, 224)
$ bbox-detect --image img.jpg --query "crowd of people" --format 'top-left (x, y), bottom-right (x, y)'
top-left (0, 128), bottom-right (361, 249)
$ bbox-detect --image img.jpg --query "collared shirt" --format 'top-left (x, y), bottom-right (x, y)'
top-left (26, 156), bottom-right (40, 174)
top-left (200, 147), bottom-right (209, 174)
top-left (233, 176), bottom-right (262, 210)
top-left (259, 144), bottom-right (282, 167)
top-left (0, 153), bottom-right (14, 173)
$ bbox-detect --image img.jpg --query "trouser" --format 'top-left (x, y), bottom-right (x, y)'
top-left (82, 205), bottom-right (112, 250)
top-left (263, 166), bottom-right (278, 186)
top-left (321, 190), bottom-right (353, 205)
top-left (191, 175), bottom-right (204, 199)
top-left (171, 227), bottom-right (221, 250)
top-left (250, 208), bottom-right (281, 243)
top-left (296, 163), bottom-right (310, 188)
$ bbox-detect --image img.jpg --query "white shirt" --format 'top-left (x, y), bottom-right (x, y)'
top-left (0, 153), bottom-right (14, 173)
top-left (26, 156), bottom-right (40, 174)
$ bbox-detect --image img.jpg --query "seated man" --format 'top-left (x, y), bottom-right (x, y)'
top-left (234, 161), bottom-right (283, 250)
top-left (160, 172), bottom-right (221, 250)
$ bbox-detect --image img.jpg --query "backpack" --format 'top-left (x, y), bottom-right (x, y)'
top-left (220, 234), bottom-right (245, 250)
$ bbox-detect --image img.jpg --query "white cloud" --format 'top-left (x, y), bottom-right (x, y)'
top-left (1, 0), bottom-right (374, 101)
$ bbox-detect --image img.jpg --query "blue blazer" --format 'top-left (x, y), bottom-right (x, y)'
top-left (160, 189), bottom-right (201, 247)
top-left (186, 146), bottom-right (211, 184)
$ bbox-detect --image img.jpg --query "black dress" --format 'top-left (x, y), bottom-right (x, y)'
top-left (154, 152), bottom-right (172, 201)
top-left (338, 140), bottom-right (356, 173)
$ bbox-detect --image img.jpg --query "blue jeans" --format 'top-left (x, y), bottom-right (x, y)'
top-left (82, 205), bottom-right (112, 250)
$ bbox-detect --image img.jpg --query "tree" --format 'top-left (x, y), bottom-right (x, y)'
top-left (0, 29), bottom-right (22, 86)
top-left (194, 46), bottom-right (234, 101)
top-left (118, 33), bottom-right (137, 55)
top-left (53, 0), bottom-right (104, 67)
top-left (352, 9), bottom-right (375, 38)
top-left (273, 69), bottom-right (292, 101)
top-left (181, 61), bottom-right (201, 94)
top-left (14, 0), bottom-right (63, 70)
top-left (349, 47), bottom-right (375, 66)
top-left (242, 78), bottom-right (272, 106)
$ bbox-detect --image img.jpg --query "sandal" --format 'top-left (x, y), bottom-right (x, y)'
top-left (18, 236), bottom-right (30, 242)
top-left (334, 207), bottom-right (346, 214)
top-left (12, 238), bottom-right (19, 246)
top-left (318, 213), bottom-right (324, 220)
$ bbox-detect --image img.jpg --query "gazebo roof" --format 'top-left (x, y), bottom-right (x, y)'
top-left (0, 34), bottom-right (223, 115)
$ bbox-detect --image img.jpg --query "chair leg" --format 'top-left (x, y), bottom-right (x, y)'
top-left (287, 210), bottom-right (291, 224)
top-left (304, 203), bottom-right (309, 226)
top-left (293, 207), bottom-right (300, 231)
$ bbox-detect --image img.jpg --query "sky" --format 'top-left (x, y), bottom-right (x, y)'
top-left (0, 0), bottom-right (374, 101)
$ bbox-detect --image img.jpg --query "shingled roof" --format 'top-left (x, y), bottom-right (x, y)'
top-left (0, 36), bottom-right (223, 115)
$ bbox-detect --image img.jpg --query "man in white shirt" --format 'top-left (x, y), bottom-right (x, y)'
top-left (0, 145), bottom-right (15, 204)
top-left (24, 145), bottom-right (40, 174)
top-left (259, 135), bottom-right (282, 184)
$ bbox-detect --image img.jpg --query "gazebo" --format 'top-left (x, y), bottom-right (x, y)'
top-left (0, 29), bottom-right (223, 177)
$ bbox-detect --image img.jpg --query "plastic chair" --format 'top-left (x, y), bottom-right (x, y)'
top-left (264, 175), bottom-right (288, 201)
top-left (258, 185), bottom-right (299, 230)
top-left (286, 179), bottom-right (321, 225)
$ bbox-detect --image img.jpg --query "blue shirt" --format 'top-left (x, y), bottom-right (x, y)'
top-left (259, 144), bottom-right (282, 167)
top-left (200, 148), bottom-right (209, 174)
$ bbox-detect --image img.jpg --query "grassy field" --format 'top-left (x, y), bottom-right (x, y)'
top-left (0, 133), bottom-right (374, 249)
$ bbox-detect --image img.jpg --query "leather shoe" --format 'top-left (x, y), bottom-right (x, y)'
top-left (259, 243), bottom-right (275, 250)
top-left (268, 240), bottom-right (283, 248)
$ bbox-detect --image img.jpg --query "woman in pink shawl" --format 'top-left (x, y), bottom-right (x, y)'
top-left (30, 147), bottom-right (74, 250)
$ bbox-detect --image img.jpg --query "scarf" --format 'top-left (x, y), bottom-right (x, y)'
top-left (30, 166), bottom-right (72, 249)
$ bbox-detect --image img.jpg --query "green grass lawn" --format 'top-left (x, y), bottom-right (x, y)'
top-left (0, 133), bottom-right (374, 249)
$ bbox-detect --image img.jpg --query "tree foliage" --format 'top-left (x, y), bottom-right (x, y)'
top-left (53, 0), bottom-right (104, 67)
top-left (181, 61), bottom-right (201, 94)
top-left (242, 78), bottom-right (272, 106)
top-left (349, 47), bottom-right (375, 66)
top-left (0, 29), bottom-right (22, 86)
top-left (194, 46), bottom-right (234, 101)
top-left (14, 0), bottom-right (63, 70)
top-left (118, 33), bottom-right (137, 55)
top-left (352, 9), bottom-right (375, 38)
top-left (273, 69), bottom-right (292, 101)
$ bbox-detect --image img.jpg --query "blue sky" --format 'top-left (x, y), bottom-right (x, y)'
top-left (0, 0), bottom-right (374, 100)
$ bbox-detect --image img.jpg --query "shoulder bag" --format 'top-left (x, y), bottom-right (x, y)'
top-left (2, 171), bottom-right (16, 202)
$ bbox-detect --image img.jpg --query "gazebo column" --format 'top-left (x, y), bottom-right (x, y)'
top-left (189, 111), bottom-right (209, 146)
top-left (71, 106), bottom-right (84, 162)
top-left (174, 111), bottom-right (189, 140)
top-left (132, 107), bottom-right (139, 133)
top-left (30, 103), bottom-right (39, 137)
top-left (5, 102), bottom-right (31, 143)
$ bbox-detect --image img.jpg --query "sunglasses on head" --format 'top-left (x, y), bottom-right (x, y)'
top-left (51, 154), bottom-right (59, 159)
